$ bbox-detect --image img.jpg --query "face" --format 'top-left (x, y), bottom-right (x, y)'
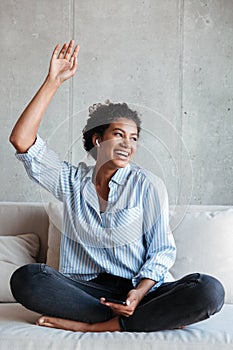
top-left (94, 118), bottom-right (139, 169)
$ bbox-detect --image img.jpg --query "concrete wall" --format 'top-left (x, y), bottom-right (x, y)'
top-left (1, 0), bottom-right (232, 205)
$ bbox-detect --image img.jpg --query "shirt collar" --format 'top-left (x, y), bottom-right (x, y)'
top-left (85, 164), bottom-right (131, 186)
top-left (111, 164), bottom-right (131, 185)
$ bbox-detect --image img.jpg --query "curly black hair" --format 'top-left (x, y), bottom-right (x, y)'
top-left (82, 100), bottom-right (141, 160)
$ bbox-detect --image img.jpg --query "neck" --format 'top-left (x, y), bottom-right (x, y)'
top-left (93, 162), bottom-right (118, 187)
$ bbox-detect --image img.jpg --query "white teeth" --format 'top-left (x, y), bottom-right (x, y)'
top-left (115, 150), bottom-right (129, 157)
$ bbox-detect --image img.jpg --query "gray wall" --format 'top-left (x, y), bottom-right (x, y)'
top-left (1, 0), bottom-right (233, 205)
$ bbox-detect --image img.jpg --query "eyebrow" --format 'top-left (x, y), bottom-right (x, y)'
top-left (112, 127), bottom-right (138, 136)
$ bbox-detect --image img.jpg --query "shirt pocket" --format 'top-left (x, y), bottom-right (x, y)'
top-left (108, 206), bottom-right (143, 247)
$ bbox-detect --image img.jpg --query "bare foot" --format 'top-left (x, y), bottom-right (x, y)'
top-left (37, 316), bottom-right (89, 332)
top-left (36, 315), bottom-right (121, 332)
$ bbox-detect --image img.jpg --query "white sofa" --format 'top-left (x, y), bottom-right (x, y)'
top-left (0, 202), bottom-right (233, 350)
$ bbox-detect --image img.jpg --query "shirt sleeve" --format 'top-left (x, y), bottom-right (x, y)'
top-left (15, 135), bottom-right (70, 202)
top-left (132, 173), bottom-right (176, 291)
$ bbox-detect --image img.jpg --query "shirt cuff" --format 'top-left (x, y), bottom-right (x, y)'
top-left (15, 135), bottom-right (46, 161)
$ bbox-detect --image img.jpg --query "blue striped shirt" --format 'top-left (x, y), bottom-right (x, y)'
top-left (16, 135), bottom-right (176, 292)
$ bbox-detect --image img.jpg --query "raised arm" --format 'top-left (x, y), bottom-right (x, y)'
top-left (9, 40), bottom-right (80, 153)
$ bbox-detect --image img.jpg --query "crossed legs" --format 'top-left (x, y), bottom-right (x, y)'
top-left (10, 264), bottom-right (225, 332)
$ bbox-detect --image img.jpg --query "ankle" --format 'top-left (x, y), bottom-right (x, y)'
top-left (89, 317), bottom-right (121, 332)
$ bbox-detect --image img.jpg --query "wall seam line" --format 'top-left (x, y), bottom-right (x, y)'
top-left (177, 0), bottom-right (185, 204)
top-left (68, 0), bottom-right (75, 163)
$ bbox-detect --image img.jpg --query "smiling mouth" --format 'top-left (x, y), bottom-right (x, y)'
top-left (114, 150), bottom-right (130, 159)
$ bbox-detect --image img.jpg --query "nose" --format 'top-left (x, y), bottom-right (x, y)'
top-left (121, 137), bottom-right (130, 148)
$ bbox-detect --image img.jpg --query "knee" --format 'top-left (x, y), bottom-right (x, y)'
top-left (10, 263), bottom-right (41, 302)
top-left (197, 274), bottom-right (225, 316)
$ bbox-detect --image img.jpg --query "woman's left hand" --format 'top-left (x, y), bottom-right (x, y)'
top-left (100, 289), bottom-right (143, 317)
top-left (47, 40), bottom-right (80, 86)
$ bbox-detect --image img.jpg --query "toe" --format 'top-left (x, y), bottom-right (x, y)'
top-left (37, 316), bottom-right (45, 325)
top-left (37, 316), bottom-right (54, 326)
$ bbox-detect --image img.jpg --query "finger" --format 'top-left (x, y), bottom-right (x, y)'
top-left (71, 44), bottom-right (80, 59)
top-left (58, 43), bottom-right (68, 59)
top-left (51, 44), bottom-right (60, 59)
top-left (69, 56), bottom-right (78, 73)
top-left (102, 302), bottom-right (128, 311)
top-left (64, 39), bottom-right (75, 60)
top-left (70, 45), bottom-right (80, 65)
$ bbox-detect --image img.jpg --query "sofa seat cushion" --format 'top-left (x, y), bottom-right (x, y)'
top-left (0, 303), bottom-right (232, 350)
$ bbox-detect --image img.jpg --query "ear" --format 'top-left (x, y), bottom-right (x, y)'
top-left (92, 134), bottom-right (100, 147)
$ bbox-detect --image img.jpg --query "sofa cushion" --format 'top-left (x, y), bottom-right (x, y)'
top-left (0, 233), bottom-right (40, 302)
top-left (46, 202), bottom-right (63, 270)
top-left (170, 206), bottom-right (233, 304)
top-left (0, 202), bottom-right (49, 263)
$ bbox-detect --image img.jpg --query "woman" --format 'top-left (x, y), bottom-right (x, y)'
top-left (9, 40), bottom-right (225, 332)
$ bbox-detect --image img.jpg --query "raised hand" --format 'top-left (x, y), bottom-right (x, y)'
top-left (48, 40), bottom-right (80, 86)
top-left (10, 40), bottom-right (80, 153)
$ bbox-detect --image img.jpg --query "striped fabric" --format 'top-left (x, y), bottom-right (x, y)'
top-left (16, 135), bottom-right (176, 292)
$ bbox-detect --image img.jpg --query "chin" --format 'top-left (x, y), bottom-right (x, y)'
top-left (111, 158), bottom-right (130, 168)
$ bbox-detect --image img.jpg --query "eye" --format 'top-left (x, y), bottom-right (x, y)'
top-left (114, 132), bottom-right (123, 137)
top-left (131, 137), bottom-right (138, 142)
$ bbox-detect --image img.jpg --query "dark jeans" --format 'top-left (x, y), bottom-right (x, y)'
top-left (10, 263), bottom-right (225, 332)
